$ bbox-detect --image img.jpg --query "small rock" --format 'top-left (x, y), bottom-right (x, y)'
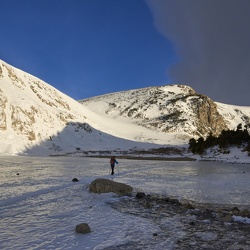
top-left (72, 178), bottom-right (79, 182)
top-left (202, 209), bottom-right (214, 219)
top-left (220, 214), bottom-right (233, 222)
top-left (191, 209), bottom-right (203, 217)
top-left (75, 223), bottom-right (91, 234)
top-left (168, 198), bottom-right (180, 206)
top-left (231, 206), bottom-right (240, 212)
top-left (240, 209), bottom-right (250, 218)
top-left (143, 200), bottom-right (152, 209)
top-left (231, 209), bottom-right (241, 216)
top-left (183, 203), bottom-right (195, 209)
top-left (136, 192), bottom-right (146, 199)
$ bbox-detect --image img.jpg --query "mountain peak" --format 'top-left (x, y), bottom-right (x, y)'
top-left (80, 84), bottom-right (229, 139)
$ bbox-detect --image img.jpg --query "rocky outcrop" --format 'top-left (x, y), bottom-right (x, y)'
top-left (89, 178), bottom-right (133, 195)
top-left (0, 89), bottom-right (7, 130)
top-left (189, 94), bottom-right (228, 137)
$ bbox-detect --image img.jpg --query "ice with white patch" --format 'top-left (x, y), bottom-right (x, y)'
top-left (0, 156), bottom-right (249, 250)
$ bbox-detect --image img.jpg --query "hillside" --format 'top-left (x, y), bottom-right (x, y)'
top-left (80, 85), bottom-right (250, 141)
top-left (1, 59), bottom-right (250, 159)
top-left (0, 59), bottom-right (160, 156)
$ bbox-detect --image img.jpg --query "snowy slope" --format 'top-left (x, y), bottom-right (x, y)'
top-left (0, 59), bottom-right (164, 156)
top-left (1, 58), bottom-right (250, 159)
top-left (216, 102), bottom-right (250, 129)
top-left (0, 60), bottom-right (88, 154)
top-left (80, 85), bottom-right (250, 163)
top-left (80, 85), bottom-right (250, 141)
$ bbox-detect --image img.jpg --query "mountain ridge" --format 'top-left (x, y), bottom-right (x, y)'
top-left (1, 59), bottom-right (250, 157)
top-left (80, 84), bottom-right (250, 140)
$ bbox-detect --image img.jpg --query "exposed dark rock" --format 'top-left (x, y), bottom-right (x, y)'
top-left (168, 198), bottom-right (181, 206)
top-left (190, 94), bottom-right (228, 137)
top-left (72, 178), bottom-right (79, 182)
top-left (231, 207), bottom-right (241, 216)
top-left (231, 206), bottom-right (240, 212)
top-left (240, 209), bottom-right (250, 218)
top-left (220, 213), bottom-right (233, 222)
top-left (136, 192), bottom-right (146, 199)
top-left (75, 223), bottom-right (91, 234)
top-left (182, 203), bottom-right (195, 209)
top-left (89, 178), bottom-right (133, 195)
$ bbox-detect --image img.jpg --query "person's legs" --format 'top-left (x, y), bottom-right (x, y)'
top-left (111, 165), bottom-right (114, 175)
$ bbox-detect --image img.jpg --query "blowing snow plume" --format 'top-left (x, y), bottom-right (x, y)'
top-left (146, 0), bottom-right (250, 106)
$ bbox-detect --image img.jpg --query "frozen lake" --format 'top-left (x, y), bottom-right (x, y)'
top-left (0, 156), bottom-right (249, 249)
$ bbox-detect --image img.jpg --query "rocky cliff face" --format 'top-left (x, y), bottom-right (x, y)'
top-left (187, 94), bottom-right (228, 137)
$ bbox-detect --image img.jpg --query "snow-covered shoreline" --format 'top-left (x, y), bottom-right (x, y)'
top-left (108, 192), bottom-right (250, 249)
top-left (1, 156), bottom-right (250, 249)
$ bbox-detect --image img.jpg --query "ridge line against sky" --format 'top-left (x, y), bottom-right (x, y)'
top-left (1, 0), bottom-right (250, 106)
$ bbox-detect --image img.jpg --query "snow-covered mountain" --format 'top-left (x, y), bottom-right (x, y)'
top-left (0, 59), bottom-right (155, 156)
top-left (80, 85), bottom-right (250, 140)
top-left (1, 59), bottom-right (250, 157)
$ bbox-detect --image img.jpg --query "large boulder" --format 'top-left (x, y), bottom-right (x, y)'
top-left (89, 178), bottom-right (133, 195)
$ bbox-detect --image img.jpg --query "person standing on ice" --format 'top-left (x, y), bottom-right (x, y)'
top-left (110, 156), bottom-right (118, 175)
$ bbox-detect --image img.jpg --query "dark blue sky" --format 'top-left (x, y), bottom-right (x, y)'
top-left (0, 0), bottom-right (176, 100)
top-left (1, 0), bottom-right (250, 105)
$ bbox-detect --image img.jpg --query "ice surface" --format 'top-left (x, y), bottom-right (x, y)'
top-left (0, 156), bottom-right (249, 249)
